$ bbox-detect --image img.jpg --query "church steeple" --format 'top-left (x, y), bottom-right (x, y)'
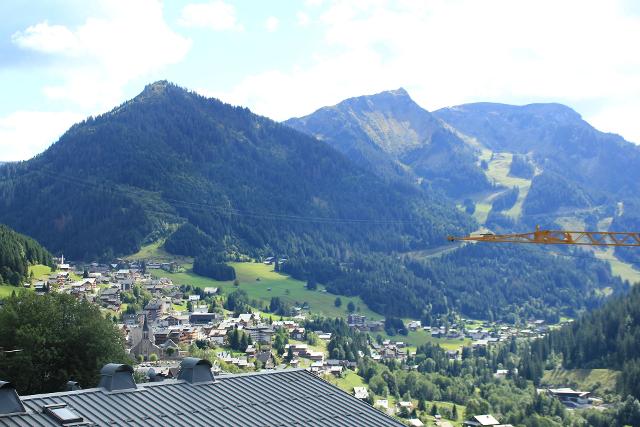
top-left (142, 314), bottom-right (150, 340)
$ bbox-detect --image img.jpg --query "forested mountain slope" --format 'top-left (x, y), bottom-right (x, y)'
top-left (0, 81), bottom-right (472, 260)
top-left (285, 89), bottom-right (491, 197)
top-left (0, 224), bottom-right (53, 286)
top-left (533, 285), bottom-right (640, 399)
top-left (434, 102), bottom-right (640, 215)
top-left (284, 243), bottom-right (626, 322)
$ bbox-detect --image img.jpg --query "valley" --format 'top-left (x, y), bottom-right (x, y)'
top-left (2, 3), bottom-right (640, 425)
top-left (1, 82), bottom-right (640, 426)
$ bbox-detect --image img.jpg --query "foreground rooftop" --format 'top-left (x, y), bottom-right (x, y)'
top-left (0, 363), bottom-right (401, 426)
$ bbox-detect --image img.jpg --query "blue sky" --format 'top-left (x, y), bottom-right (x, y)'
top-left (1, 0), bottom-right (639, 160)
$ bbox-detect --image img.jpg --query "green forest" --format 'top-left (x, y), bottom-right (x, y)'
top-left (0, 81), bottom-right (471, 262)
top-left (531, 285), bottom-right (640, 400)
top-left (283, 244), bottom-right (626, 322)
top-left (0, 224), bottom-right (53, 286)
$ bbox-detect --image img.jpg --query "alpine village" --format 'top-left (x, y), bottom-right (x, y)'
top-left (2, 4), bottom-right (640, 427)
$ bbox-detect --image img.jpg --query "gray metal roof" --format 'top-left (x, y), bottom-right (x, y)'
top-left (0, 369), bottom-right (402, 426)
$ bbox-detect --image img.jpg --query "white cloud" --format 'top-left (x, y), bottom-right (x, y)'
top-left (12, 0), bottom-right (192, 110)
top-left (215, 0), bottom-right (640, 143)
top-left (179, 1), bottom-right (243, 31)
top-left (7, 0), bottom-right (192, 160)
top-left (587, 98), bottom-right (640, 144)
top-left (296, 11), bottom-right (311, 27)
top-left (265, 16), bottom-right (280, 32)
top-left (11, 21), bottom-right (79, 54)
top-left (0, 111), bottom-right (83, 161)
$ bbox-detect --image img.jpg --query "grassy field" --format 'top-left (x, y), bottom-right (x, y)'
top-left (29, 264), bottom-right (52, 280)
top-left (126, 240), bottom-right (193, 264)
top-left (324, 370), bottom-right (367, 393)
top-left (484, 152), bottom-right (533, 220)
top-left (379, 328), bottom-right (470, 351)
top-left (1, 264), bottom-right (53, 298)
top-left (473, 200), bottom-right (493, 224)
top-left (152, 261), bottom-right (383, 320)
top-left (0, 285), bottom-right (20, 298)
top-left (592, 247), bottom-right (640, 284)
top-left (542, 368), bottom-right (620, 397)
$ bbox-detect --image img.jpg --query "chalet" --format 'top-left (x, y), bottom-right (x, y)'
top-left (119, 279), bottom-right (134, 291)
top-left (203, 287), bottom-right (218, 294)
top-left (398, 401), bottom-right (413, 410)
top-left (163, 314), bottom-right (187, 326)
top-left (307, 351), bottom-right (324, 362)
top-left (33, 281), bottom-right (49, 294)
top-left (238, 313), bottom-right (258, 326)
top-left (407, 320), bottom-right (422, 331)
top-left (291, 327), bottom-right (305, 340)
top-left (178, 327), bottom-right (199, 344)
top-left (144, 299), bottom-right (166, 321)
top-left (208, 329), bottom-right (227, 345)
top-left (256, 350), bottom-right (275, 368)
top-left (317, 332), bottom-right (332, 340)
top-left (365, 320), bottom-right (383, 332)
top-left (153, 328), bottom-right (170, 345)
top-left (245, 345), bottom-right (257, 357)
top-left (115, 269), bottom-right (130, 280)
top-left (189, 312), bottom-right (219, 325)
top-left (463, 414), bottom-right (511, 426)
top-left (353, 387), bottom-right (369, 400)
top-left (272, 320), bottom-right (298, 331)
top-left (328, 365), bottom-right (343, 376)
top-left (99, 287), bottom-right (121, 307)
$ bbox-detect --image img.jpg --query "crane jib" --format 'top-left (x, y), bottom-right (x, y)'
top-left (448, 229), bottom-right (640, 247)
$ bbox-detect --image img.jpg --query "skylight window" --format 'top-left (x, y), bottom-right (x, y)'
top-left (44, 404), bottom-right (84, 425)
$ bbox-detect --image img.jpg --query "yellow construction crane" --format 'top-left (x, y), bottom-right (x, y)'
top-left (448, 225), bottom-right (640, 247)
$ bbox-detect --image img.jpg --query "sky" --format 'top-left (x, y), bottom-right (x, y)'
top-left (1, 0), bottom-right (639, 161)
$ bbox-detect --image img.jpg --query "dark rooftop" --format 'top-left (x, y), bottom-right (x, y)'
top-left (0, 369), bottom-right (402, 426)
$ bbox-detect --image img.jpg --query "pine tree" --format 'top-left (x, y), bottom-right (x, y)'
top-left (240, 333), bottom-right (249, 352)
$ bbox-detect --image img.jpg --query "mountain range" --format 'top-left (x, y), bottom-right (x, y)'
top-left (289, 90), bottom-right (640, 271)
top-left (0, 81), bottom-right (470, 261)
top-left (0, 81), bottom-right (635, 320)
top-left (285, 88), bottom-right (492, 197)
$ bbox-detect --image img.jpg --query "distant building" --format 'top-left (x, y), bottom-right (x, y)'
top-left (144, 299), bottom-right (166, 321)
top-left (547, 388), bottom-right (591, 405)
top-left (189, 312), bottom-right (219, 325)
top-left (347, 314), bottom-right (366, 326)
top-left (463, 414), bottom-right (512, 427)
top-left (245, 326), bottom-right (274, 344)
top-left (130, 316), bottom-right (162, 361)
top-left (353, 387), bottom-right (369, 400)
